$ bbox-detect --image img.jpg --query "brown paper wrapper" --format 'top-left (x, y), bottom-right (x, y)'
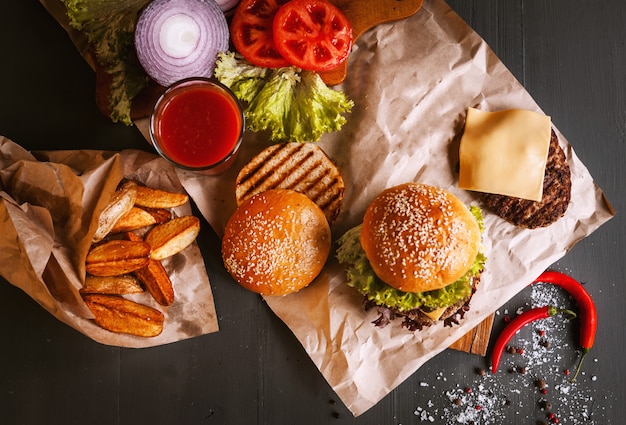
top-left (0, 138), bottom-right (218, 348)
top-left (40, 0), bottom-right (614, 415)
top-left (170, 0), bottom-right (614, 415)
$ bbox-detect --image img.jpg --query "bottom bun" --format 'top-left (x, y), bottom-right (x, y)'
top-left (222, 189), bottom-right (331, 296)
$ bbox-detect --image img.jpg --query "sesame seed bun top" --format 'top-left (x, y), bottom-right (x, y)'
top-left (360, 183), bottom-right (480, 293)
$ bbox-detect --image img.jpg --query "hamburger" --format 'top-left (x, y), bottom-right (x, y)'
top-left (222, 188), bottom-right (331, 296)
top-left (336, 183), bottom-right (486, 330)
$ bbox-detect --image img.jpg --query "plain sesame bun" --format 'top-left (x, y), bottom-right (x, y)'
top-left (360, 183), bottom-right (481, 293)
top-left (222, 189), bottom-right (331, 296)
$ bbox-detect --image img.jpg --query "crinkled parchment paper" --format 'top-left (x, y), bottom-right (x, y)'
top-left (0, 138), bottom-right (218, 348)
top-left (41, 0), bottom-right (614, 415)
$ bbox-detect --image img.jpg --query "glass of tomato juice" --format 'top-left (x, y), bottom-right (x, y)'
top-left (149, 77), bottom-right (245, 175)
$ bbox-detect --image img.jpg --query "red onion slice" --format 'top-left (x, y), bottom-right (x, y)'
top-left (135, 0), bottom-right (229, 87)
top-left (214, 0), bottom-right (240, 13)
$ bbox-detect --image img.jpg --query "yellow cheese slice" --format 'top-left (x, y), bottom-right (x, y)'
top-left (458, 108), bottom-right (551, 201)
top-left (421, 306), bottom-right (448, 322)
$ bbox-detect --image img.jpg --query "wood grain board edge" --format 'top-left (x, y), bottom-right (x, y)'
top-left (448, 313), bottom-right (495, 356)
top-left (320, 0), bottom-right (424, 85)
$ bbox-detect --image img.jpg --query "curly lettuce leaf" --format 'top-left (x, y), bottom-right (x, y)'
top-left (62, 0), bottom-right (151, 124)
top-left (336, 208), bottom-right (487, 312)
top-left (214, 51), bottom-right (271, 103)
top-left (245, 66), bottom-right (300, 140)
top-left (214, 52), bottom-right (354, 143)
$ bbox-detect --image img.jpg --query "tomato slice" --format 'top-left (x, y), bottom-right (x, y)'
top-left (272, 0), bottom-right (353, 72)
top-left (230, 0), bottom-right (291, 68)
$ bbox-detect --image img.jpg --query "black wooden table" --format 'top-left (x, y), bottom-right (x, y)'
top-left (1, 1), bottom-right (624, 424)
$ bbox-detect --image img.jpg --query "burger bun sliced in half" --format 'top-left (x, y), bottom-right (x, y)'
top-left (222, 189), bottom-right (332, 296)
top-left (337, 183), bottom-right (487, 330)
top-left (235, 142), bottom-right (345, 225)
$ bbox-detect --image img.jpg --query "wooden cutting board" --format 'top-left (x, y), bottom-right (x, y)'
top-left (320, 0), bottom-right (425, 85)
top-left (449, 313), bottom-right (495, 356)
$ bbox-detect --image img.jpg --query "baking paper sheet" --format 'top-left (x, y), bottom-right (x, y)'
top-left (38, 0), bottom-right (615, 415)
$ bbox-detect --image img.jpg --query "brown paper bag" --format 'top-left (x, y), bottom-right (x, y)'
top-left (0, 137), bottom-right (218, 348)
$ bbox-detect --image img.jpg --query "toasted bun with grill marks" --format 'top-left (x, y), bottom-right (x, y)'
top-left (235, 142), bottom-right (344, 224)
top-left (360, 183), bottom-right (480, 293)
top-left (222, 189), bottom-right (331, 296)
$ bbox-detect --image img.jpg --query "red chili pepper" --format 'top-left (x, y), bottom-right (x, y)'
top-left (531, 270), bottom-right (598, 381)
top-left (491, 305), bottom-right (576, 373)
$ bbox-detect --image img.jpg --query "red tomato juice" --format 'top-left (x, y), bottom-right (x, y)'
top-left (155, 85), bottom-right (242, 168)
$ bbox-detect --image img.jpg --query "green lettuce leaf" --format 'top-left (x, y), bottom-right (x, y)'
top-left (62, 0), bottom-right (151, 125)
top-left (214, 52), bottom-right (354, 143)
top-left (213, 51), bottom-right (271, 103)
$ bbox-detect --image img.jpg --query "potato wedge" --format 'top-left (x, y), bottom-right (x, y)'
top-left (80, 275), bottom-right (144, 295)
top-left (145, 216), bottom-right (200, 260)
top-left (86, 240), bottom-right (151, 276)
top-left (142, 207), bottom-right (173, 224)
top-left (82, 294), bottom-right (164, 337)
top-left (126, 232), bottom-right (175, 306)
top-left (133, 185), bottom-right (189, 209)
top-left (93, 181), bottom-right (138, 242)
top-left (110, 206), bottom-right (158, 233)
top-left (133, 260), bottom-right (175, 306)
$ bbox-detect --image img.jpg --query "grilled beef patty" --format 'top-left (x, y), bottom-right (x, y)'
top-left (480, 129), bottom-right (571, 229)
